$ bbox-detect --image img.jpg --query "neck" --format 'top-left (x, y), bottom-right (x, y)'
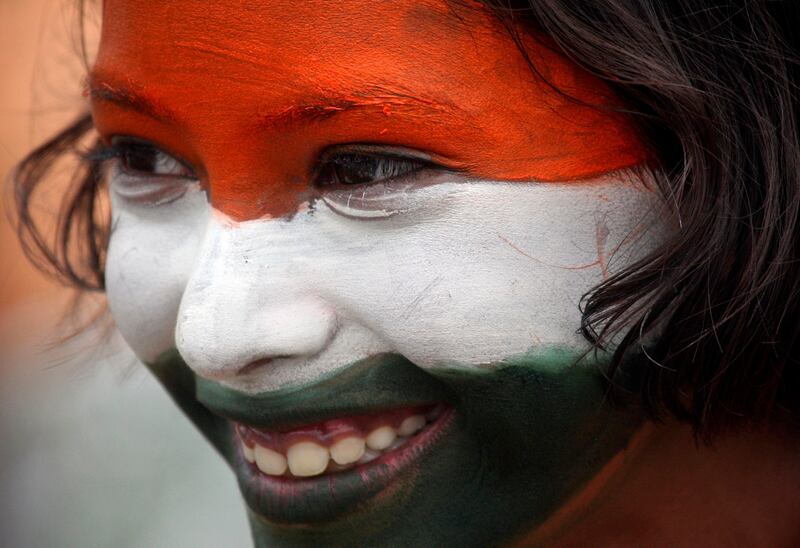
top-left (526, 419), bottom-right (800, 547)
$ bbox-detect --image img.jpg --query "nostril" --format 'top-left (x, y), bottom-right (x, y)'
top-left (176, 289), bottom-right (339, 382)
top-left (237, 355), bottom-right (293, 376)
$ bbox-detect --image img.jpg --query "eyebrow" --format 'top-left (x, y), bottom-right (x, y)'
top-left (87, 75), bottom-right (461, 129)
top-left (88, 79), bottom-right (176, 123)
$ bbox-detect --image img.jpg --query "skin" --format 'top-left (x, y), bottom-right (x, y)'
top-left (149, 347), bottom-right (645, 546)
top-left (90, 0), bottom-right (674, 546)
top-left (527, 421), bottom-right (800, 547)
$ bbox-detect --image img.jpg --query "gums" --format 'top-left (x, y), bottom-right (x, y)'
top-left (235, 404), bottom-right (441, 453)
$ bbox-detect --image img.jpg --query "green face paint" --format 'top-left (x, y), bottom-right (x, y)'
top-left (146, 347), bottom-right (641, 547)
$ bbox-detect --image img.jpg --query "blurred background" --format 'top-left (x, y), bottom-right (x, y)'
top-left (0, 1), bottom-right (250, 546)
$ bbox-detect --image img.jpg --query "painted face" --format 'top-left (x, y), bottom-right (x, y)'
top-left (92, 0), bottom-right (666, 545)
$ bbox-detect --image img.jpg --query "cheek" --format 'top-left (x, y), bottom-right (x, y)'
top-left (105, 190), bottom-right (209, 362)
top-left (104, 174), bottom-right (665, 377)
top-left (310, 177), bottom-right (664, 368)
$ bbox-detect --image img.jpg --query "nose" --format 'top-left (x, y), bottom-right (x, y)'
top-left (175, 215), bottom-right (337, 381)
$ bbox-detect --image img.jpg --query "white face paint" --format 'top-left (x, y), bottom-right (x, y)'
top-left (105, 165), bottom-right (666, 393)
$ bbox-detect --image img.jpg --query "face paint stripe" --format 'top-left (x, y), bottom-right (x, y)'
top-left (93, 0), bottom-right (647, 221)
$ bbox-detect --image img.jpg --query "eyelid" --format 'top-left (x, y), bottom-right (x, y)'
top-left (108, 164), bottom-right (201, 207)
top-left (314, 145), bottom-right (466, 219)
top-left (312, 143), bottom-right (474, 185)
top-left (319, 170), bottom-right (465, 219)
top-left (107, 135), bottom-right (199, 179)
top-left (101, 137), bottom-right (202, 207)
top-left (316, 143), bottom-right (435, 166)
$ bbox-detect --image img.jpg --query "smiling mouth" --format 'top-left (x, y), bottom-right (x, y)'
top-left (231, 403), bottom-right (454, 523)
top-left (236, 404), bottom-right (448, 478)
top-left (181, 353), bottom-right (456, 522)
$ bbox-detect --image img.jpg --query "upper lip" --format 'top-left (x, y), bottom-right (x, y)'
top-left (195, 352), bottom-right (455, 432)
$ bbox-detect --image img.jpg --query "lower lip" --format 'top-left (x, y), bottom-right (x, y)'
top-left (233, 407), bottom-right (456, 523)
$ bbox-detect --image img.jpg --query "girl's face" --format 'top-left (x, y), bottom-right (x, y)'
top-left (92, 0), bottom-right (666, 545)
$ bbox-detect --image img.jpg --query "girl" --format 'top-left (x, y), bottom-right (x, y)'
top-left (14, 1), bottom-right (800, 545)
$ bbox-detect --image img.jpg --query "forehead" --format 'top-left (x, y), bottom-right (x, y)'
top-left (99, 0), bottom-right (504, 93)
top-left (96, 0), bottom-right (606, 126)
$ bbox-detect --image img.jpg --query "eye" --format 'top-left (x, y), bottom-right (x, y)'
top-left (96, 138), bottom-right (200, 206)
top-left (312, 148), bottom-right (460, 219)
top-left (111, 139), bottom-right (195, 179)
top-left (314, 152), bottom-right (426, 188)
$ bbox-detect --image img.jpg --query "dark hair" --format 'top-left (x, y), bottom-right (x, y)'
top-left (12, 1), bottom-right (800, 440)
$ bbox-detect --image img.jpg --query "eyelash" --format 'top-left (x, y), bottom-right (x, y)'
top-left (314, 152), bottom-right (428, 188)
top-left (86, 140), bottom-right (196, 179)
top-left (87, 140), bottom-right (431, 189)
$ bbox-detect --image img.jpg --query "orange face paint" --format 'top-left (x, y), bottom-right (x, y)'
top-left (92, 0), bottom-right (646, 221)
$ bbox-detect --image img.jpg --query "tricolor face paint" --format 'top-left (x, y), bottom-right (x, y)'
top-left (93, 0), bottom-right (669, 545)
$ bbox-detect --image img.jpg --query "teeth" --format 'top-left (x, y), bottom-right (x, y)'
top-left (243, 443), bottom-right (255, 463)
top-left (330, 436), bottom-right (366, 465)
top-left (358, 449), bottom-right (381, 464)
top-left (243, 408), bottom-right (444, 478)
top-left (254, 445), bottom-right (287, 476)
top-left (287, 441), bottom-right (330, 477)
top-left (366, 426), bottom-right (397, 451)
top-left (387, 437), bottom-right (407, 451)
top-left (397, 414), bottom-right (426, 436)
